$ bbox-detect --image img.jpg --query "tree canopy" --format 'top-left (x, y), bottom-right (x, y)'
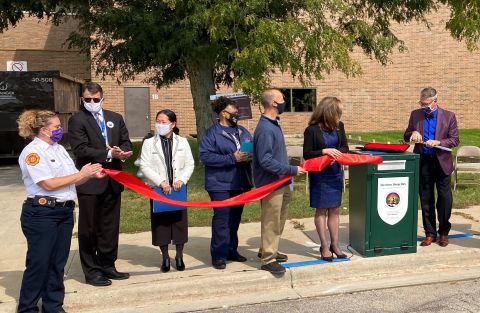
top-left (1, 0), bottom-right (479, 139)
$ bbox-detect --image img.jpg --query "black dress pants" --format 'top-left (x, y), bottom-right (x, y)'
top-left (18, 202), bottom-right (73, 313)
top-left (419, 154), bottom-right (453, 237)
top-left (77, 184), bottom-right (121, 279)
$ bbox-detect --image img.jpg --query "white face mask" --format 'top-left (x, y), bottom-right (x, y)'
top-left (155, 123), bottom-right (172, 136)
top-left (83, 99), bottom-right (103, 113)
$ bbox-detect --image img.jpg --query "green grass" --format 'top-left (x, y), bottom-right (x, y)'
top-left (453, 173), bottom-right (480, 209)
top-left (120, 130), bottom-right (479, 233)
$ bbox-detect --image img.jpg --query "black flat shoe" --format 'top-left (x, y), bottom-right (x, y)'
top-left (161, 258), bottom-right (171, 272)
top-left (175, 257), bottom-right (185, 271)
top-left (102, 268), bottom-right (130, 280)
top-left (320, 246), bottom-right (333, 262)
top-left (227, 252), bottom-right (247, 262)
top-left (330, 245), bottom-right (348, 259)
top-left (212, 259), bottom-right (226, 269)
top-left (85, 275), bottom-right (112, 287)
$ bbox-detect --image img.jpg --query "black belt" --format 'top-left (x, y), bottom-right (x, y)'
top-left (25, 197), bottom-right (76, 208)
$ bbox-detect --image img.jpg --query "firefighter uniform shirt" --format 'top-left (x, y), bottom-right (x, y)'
top-left (19, 137), bottom-right (78, 201)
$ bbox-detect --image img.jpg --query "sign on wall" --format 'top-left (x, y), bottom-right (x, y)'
top-left (210, 92), bottom-right (252, 120)
top-left (6, 61), bottom-right (28, 72)
top-left (377, 177), bottom-right (409, 225)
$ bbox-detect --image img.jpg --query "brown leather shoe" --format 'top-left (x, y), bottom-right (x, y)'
top-left (420, 236), bottom-right (436, 246)
top-left (438, 235), bottom-right (449, 247)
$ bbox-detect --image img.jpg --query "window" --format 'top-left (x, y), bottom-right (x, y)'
top-left (279, 88), bottom-right (316, 112)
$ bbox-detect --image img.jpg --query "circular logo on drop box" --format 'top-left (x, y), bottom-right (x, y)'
top-left (386, 192), bottom-right (400, 207)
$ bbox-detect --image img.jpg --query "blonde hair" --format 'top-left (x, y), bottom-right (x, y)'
top-left (308, 97), bottom-right (342, 131)
top-left (17, 110), bottom-right (57, 139)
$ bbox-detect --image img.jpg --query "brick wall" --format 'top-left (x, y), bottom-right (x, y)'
top-left (0, 16), bottom-right (91, 80)
top-left (304, 8), bottom-right (480, 133)
top-left (1, 11), bottom-right (478, 138)
top-left (94, 8), bottom-right (479, 137)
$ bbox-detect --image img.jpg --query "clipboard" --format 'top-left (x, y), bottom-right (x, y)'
top-left (153, 184), bottom-right (187, 213)
top-left (240, 141), bottom-right (253, 153)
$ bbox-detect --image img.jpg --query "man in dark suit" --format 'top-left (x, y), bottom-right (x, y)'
top-left (69, 82), bottom-right (133, 286)
top-left (404, 87), bottom-right (459, 247)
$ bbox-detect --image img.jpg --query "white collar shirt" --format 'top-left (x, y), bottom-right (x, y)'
top-left (19, 137), bottom-right (78, 201)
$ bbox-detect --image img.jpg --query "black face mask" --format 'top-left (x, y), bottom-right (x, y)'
top-left (276, 101), bottom-right (286, 114)
top-left (422, 104), bottom-right (434, 115)
top-left (228, 113), bottom-right (240, 126)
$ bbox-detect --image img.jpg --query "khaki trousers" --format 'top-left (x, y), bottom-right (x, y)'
top-left (260, 186), bottom-right (291, 265)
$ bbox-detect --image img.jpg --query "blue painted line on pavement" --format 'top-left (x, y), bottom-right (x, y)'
top-left (417, 233), bottom-right (474, 241)
top-left (282, 258), bottom-right (350, 269)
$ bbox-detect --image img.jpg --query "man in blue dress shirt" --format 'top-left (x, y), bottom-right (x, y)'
top-left (404, 87), bottom-right (459, 247)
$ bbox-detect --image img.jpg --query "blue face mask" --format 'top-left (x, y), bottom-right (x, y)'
top-left (276, 101), bottom-right (286, 114)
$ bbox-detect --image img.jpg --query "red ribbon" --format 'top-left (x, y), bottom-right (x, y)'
top-left (104, 154), bottom-right (382, 208)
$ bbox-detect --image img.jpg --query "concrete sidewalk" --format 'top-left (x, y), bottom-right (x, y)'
top-left (1, 189), bottom-right (480, 313)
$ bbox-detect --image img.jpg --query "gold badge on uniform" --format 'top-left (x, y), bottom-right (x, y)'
top-left (38, 197), bottom-right (47, 205)
top-left (25, 153), bottom-right (40, 166)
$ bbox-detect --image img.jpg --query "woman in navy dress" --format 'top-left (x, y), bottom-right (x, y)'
top-left (303, 97), bottom-right (349, 261)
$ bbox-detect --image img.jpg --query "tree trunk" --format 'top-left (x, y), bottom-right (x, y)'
top-left (186, 60), bottom-right (216, 142)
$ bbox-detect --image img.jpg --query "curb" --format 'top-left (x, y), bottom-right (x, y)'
top-left (58, 248), bottom-right (480, 312)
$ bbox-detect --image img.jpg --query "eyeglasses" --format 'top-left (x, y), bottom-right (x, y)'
top-left (419, 98), bottom-right (437, 106)
top-left (83, 97), bottom-right (103, 103)
top-left (223, 110), bottom-right (238, 115)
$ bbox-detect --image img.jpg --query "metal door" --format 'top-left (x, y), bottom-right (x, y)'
top-left (124, 87), bottom-right (150, 138)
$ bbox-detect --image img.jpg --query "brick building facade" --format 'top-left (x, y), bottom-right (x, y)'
top-left (1, 11), bottom-right (478, 138)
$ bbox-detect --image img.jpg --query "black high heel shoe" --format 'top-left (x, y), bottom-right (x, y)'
top-left (320, 246), bottom-right (333, 262)
top-left (330, 245), bottom-right (348, 259)
top-left (175, 257), bottom-right (185, 271)
top-left (161, 258), bottom-right (171, 272)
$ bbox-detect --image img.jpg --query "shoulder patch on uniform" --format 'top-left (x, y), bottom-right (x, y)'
top-left (25, 153), bottom-right (40, 166)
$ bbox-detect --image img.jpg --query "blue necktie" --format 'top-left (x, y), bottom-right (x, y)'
top-left (95, 113), bottom-right (108, 144)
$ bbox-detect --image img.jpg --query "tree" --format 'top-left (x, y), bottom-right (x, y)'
top-left (1, 0), bottom-right (479, 140)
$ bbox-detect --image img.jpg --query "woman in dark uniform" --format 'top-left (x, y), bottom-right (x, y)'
top-left (139, 109), bottom-right (194, 272)
top-left (303, 97), bottom-right (349, 261)
top-left (17, 110), bottom-right (103, 313)
top-left (199, 97), bottom-right (253, 270)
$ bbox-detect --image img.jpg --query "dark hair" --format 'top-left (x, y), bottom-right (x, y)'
top-left (142, 132), bottom-right (154, 142)
top-left (212, 96), bottom-right (238, 114)
top-left (82, 82), bottom-right (103, 97)
top-left (156, 109), bottom-right (180, 135)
